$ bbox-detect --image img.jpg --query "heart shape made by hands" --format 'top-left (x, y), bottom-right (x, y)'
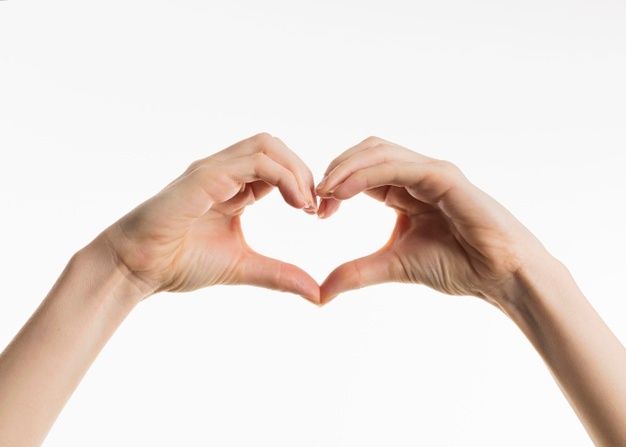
top-left (242, 191), bottom-right (397, 302)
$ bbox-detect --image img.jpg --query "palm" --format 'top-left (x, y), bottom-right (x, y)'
top-left (389, 212), bottom-right (482, 296)
top-left (161, 180), bottom-right (288, 292)
top-left (158, 212), bottom-right (246, 292)
top-left (321, 182), bottom-right (524, 303)
top-left (108, 179), bottom-right (268, 293)
top-left (374, 186), bottom-right (481, 296)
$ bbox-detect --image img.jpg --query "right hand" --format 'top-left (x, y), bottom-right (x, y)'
top-left (95, 133), bottom-right (320, 303)
top-left (316, 137), bottom-right (551, 309)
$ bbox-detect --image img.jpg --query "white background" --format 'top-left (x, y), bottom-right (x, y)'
top-left (1, 1), bottom-right (625, 446)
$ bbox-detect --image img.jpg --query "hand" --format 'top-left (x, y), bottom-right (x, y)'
top-left (97, 133), bottom-right (320, 303)
top-left (316, 136), bottom-right (549, 309)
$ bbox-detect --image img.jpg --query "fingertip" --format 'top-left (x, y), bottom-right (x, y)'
top-left (301, 186), bottom-right (317, 214)
top-left (321, 198), bottom-right (341, 219)
top-left (319, 267), bottom-right (348, 305)
top-left (320, 291), bottom-right (338, 306)
top-left (317, 199), bottom-right (329, 219)
top-left (302, 292), bottom-right (322, 306)
top-left (280, 190), bottom-right (307, 210)
top-left (300, 279), bottom-right (321, 305)
top-left (303, 194), bottom-right (318, 215)
top-left (319, 282), bottom-right (340, 305)
top-left (315, 188), bottom-right (334, 199)
top-left (287, 267), bottom-right (321, 305)
top-left (310, 185), bottom-right (318, 207)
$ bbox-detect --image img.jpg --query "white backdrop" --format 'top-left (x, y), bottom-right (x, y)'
top-left (1, 1), bottom-right (625, 446)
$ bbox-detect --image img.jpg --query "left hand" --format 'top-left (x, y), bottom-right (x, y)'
top-left (316, 136), bottom-right (548, 308)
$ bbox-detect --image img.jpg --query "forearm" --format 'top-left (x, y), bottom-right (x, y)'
top-left (0, 240), bottom-right (145, 446)
top-left (499, 254), bottom-right (626, 446)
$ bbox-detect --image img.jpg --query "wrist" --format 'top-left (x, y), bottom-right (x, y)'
top-left (72, 237), bottom-right (151, 310)
top-left (492, 251), bottom-right (583, 339)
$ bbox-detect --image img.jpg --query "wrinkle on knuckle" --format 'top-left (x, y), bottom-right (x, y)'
top-left (369, 143), bottom-right (390, 159)
top-left (185, 159), bottom-right (205, 174)
top-left (436, 159), bottom-right (463, 178)
top-left (253, 131), bottom-right (273, 144)
top-left (363, 135), bottom-right (382, 146)
top-left (251, 151), bottom-right (269, 170)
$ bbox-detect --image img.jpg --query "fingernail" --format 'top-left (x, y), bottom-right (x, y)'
top-left (316, 189), bottom-right (334, 199)
top-left (317, 200), bottom-right (327, 218)
top-left (304, 199), bottom-right (317, 212)
top-left (316, 177), bottom-right (328, 192)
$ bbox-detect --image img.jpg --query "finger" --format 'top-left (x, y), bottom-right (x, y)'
top-left (316, 138), bottom-right (403, 220)
top-left (317, 185), bottom-right (390, 220)
top-left (209, 181), bottom-right (272, 216)
top-left (249, 180), bottom-right (273, 201)
top-left (239, 251), bottom-right (321, 304)
top-left (363, 185), bottom-right (391, 202)
top-left (232, 153), bottom-right (308, 209)
top-left (317, 143), bottom-right (424, 197)
top-left (317, 198), bottom-right (341, 219)
top-left (320, 250), bottom-right (402, 304)
top-left (265, 135), bottom-right (317, 213)
top-left (322, 136), bottom-right (390, 177)
top-left (327, 160), bottom-right (466, 206)
top-left (375, 186), bottom-right (436, 215)
top-left (214, 133), bottom-right (317, 212)
top-left (176, 153), bottom-right (308, 217)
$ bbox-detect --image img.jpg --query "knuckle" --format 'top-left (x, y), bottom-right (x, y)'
top-left (185, 159), bottom-right (204, 173)
top-left (190, 164), bottom-right (217, 182)
top-left (250, 153), bottom-right (269, 175)
top-left (252, 151), bottom-right (268, 163)
top-left (363, 135), bottom-right (382, 146)
top-left (436, 159), bottom-right (462, 177)
top-left (252, 132), bottom-right (274, 148)
top-left (370, 143), bottom-right (392, 158)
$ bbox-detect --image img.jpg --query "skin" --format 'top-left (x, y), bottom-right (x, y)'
top-left (0, 134), bottom-right (624, 445)
top-left (316, 137), bottom-right (626, 445)
top-left (0, 133), bottom-right (320, 446)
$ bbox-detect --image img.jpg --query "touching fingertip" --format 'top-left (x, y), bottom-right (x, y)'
top-left (317, 200), bottom-right (328, 218)
top-left (320, 293), bottom-right (338, 305)
top-left (301, 290), bottom-right (321, 305)
top-left (316, 177), bottom-right (328, 193)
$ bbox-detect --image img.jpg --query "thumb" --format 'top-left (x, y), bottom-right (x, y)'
top-left (320, 250), bottom-right (400, 304)
top-left (238, 251), bottom-right (320, 305)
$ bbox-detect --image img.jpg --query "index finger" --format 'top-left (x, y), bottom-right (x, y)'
top-left (213, 133), bottom-right (317, 211)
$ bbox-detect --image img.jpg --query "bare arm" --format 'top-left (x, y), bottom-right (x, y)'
top-left (0, 242), bottom-right (141, 447)
top-left (0, 133), bottom-right (320, 446)
top-left (507, 254), bottom-right (626, 446)
top-left (316, 136), bottom-right (626, 445)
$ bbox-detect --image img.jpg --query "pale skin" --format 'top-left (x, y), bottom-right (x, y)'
top-left (0, 134), bottom-right (624, 446)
